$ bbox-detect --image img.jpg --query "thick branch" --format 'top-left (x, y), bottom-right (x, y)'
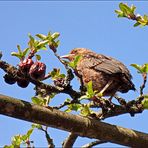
top-left (0, 94), bottom-right (148, 147)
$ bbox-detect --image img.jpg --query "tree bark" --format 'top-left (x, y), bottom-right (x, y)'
top-left (0, 94), bottom-right (148, 147)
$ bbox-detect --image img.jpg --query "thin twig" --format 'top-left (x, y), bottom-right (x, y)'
top-left (140, 73), bottom-right (147, 96)
top-left (81, 140), bottom-right (107, 148)
top-left (62, 132), bottom-right (78, 148)
top-left (40, 126), bottom-right (55, 148)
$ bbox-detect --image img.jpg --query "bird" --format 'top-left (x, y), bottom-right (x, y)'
top-left (61, 48), bottom-right (135, 97)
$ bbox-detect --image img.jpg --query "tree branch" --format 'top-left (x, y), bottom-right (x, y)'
top-left (62, 132), bottom-right (78, 148)
top-left (81, 140), bottom-right (107, 148)
top-left (0, 94), bottom-right (148, 147)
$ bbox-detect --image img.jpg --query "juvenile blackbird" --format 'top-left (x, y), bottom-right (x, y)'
top-left (61, 48), bottom-right (135, 96)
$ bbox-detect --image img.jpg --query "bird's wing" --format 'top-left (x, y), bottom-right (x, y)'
top-left (83, 53), bottom-right (132, 78)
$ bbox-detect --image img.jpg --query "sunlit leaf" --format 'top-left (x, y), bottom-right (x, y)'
top-left (32, 123), bottom-right (42, 129)
top-left (142, 64), bottom-right (148, 73)
top-left (131, 4), bottom-right (136, 13)
top-left (36, 40), bottom-right (49, 49)
top-left (119, 3), bottom-right (132, 14)
top-left (51, 32), bottom-right (60, 40)
top-left (131, 64), bottom-right (143, 73)
top-left (86, 81), bottom-right (95, 98)
top-left (142, 98), bottom-right (148, 109)
top-left (68, 55), bottom-right (82, 69)
top-left (17, 45), bottom-right (22, 55)
top-left (115, 10), bottom-right (124, 17)
top-left (11, 135), bottom-right (22, 146)
top-left (80, 104), bottom-right (91, 116)
top-left (50, 68), bottom-right (65, 80)
top-left (23, 48), bottom-right (30, 57)
top-left (31, 97), bottom-right (44, 105)
top-left (26, 128), bottom-right (34, 138)
top-left (36, 34), bottom-right (47, 40)
top-left (66, 103), bottom-right (82, 113)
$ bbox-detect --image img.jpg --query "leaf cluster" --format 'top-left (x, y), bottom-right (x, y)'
top-left (115, 3), bottom-right (148, 27)
top-left (11, 32), bottom-right (60, 60)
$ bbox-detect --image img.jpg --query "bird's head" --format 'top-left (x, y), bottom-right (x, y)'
top-left (60, 48), bottom-right (92, 61)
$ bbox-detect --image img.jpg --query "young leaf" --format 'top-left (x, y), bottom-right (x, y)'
top-left (51, 32), bottom-right (60, 40)
top-left (142, 64), bottom-right (148, 73)
top-left (119, 3), bottom-right (132, 14)
top-left (11, 52), bottom-right (22, 59)
top-left (115, 10), bottom-right (124, 18)
top-left (31, 97), bottom-right (44, 105)
top-left (131, 4), bottom-right (136, 13)
top-left (26, 128), bottom-right (34, 138)
top-left (50, 68), bottom-right (65, 80)
top-left (65, 103), bottom-right (82, 113)
top-left (80, 104), bottom-right (91, 116)
top-left (36, 40), bottom-right (48, 49)
top-left (68, 55), bottom-right (82, 69)
top-left (32, 123), bottom-right (42, 129)
top-left (36, 34), bottom-right (47, 40)
top-left (22, 48), bottom-right (30, 57)
top-left (142, 98), bottom-right (148, 109)
top-left (17, 45), bottom-right (22, 55)
top-left (131, 64), bottom-right (143, 73)
top-left (11, 135), bottom-right (22, 146)
top-left (86, 81), bottom-right (95, 98)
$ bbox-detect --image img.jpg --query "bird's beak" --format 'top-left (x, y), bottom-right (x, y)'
top-left (60, 54), bottom-right (75, 60)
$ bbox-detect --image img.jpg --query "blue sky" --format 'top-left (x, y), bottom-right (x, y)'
top-left (0, 1), bottom-right (148, 147)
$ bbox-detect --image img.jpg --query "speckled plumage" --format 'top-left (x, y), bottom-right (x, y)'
top-left (63, 48), bottom-right (135, 96)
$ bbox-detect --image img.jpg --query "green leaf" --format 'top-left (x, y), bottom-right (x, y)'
top-left (142, 99), bottom-right (148, 109)
top-left (17, 45), bottom-right (22, 55)
top-left (115, 10), bottom-right (124, 18)
top-left (66, 103), bottom-right (82, 113)
top-left (50, 68), bottom-right (65, 80)
top-left (26, 128), bottom-right (34, 138)
top-left (28, 33), bottom-right (35, 42)
top-left (86, 81), bottom-right (95, 98)
top-left (36, 54), bottom-right (41, 61)
top-left (36, 40), bottom-right (49, 49)
top-left (119, 3), bottom-right (132, 14)
top-left (65, 108), bottom-right (72, 113)
top-left (131, 4), bottom-right (136, 13)
top-left (80, 104), bottom-right (91, 116)
top-left (65, 98), bottom-right (71, 103)
top-left (143, 15), bottom-right (148, 21)
top-left (79, 95), bottom-right (89, 100)
top-left (36, 34), bottom-right (47, 40)
top-left (142, 64), bottom-right (148, 73)
top-left (68, 55), bottom-right (82, 69)
top-left (51, 32), bottom-right (60, 40)
top-left (131, 64), bottom-right (143, 73)
top-left (22, 48), bottom-right (30, 57)
top-left (134, 22), bottom-right (140, 27)
top-left (11, 135), bottom-right (22, 146)
top-left (31, 97), bottom-right (44, 105)
top-left (28, 34), bottom-right (36, 50)
top-left (11, 52), bottom-right (22, 59)
top-left (32, 123), bottom-right (42, 129)
top-left (131, 63), bottom-right (148, 74)
top-left (21, 135), bottom-right (28, 141)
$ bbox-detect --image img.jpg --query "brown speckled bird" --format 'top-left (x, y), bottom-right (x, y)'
top-left (61, 48), bottom-right (135, 96)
